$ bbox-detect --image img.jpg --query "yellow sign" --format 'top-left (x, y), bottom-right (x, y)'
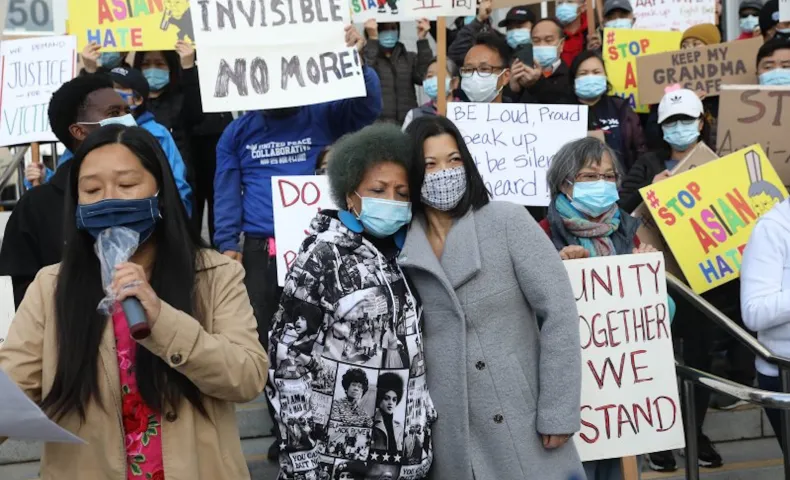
top-left (640, 145), bottom-right (788, 294)
top-left (603, 28), bottom-right (682, 114)
top-left (68, 0), bottom-right (194, 52)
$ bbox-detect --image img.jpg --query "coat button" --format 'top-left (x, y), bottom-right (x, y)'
top-left (475, 361), bottom-right (486, 370)
top-left (494, 414), bottom-right (504, 424)
top-left (165, 412), bottom-right (178, 422)
top-left (170, 353), bottom-right (183, 365)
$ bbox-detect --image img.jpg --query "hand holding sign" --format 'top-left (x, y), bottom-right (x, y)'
top-left (560, 246), bottom-right (590, 260)
top-left (175, 40), bottom-right (195, 69)
top-left (345, 25), bottom-right (366, 52)
top-left (477, 0), bottom-right (492, 22)
top-left (417, 18), bottom-right (430, 40)
top-left (82, 42), bottom-right (100, 74)
top-left (364, 19), bottom-right (378, 39)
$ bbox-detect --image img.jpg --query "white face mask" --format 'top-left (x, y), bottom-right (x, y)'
top-left (461, 71), bottom-right (505, 103)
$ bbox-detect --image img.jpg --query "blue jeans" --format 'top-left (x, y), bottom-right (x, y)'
top-left (583, 458), bottom-right (623, 480)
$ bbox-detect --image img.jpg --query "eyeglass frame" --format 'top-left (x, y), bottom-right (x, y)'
top-left (459, 65), bottom-right (507, 78)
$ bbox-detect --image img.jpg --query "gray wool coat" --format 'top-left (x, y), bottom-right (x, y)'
top-left (398, 201), bottom-right (585, 480)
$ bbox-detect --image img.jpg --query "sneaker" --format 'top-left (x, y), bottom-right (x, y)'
top-left (267, 439), bottom-right (280, 462)
top-left (698, 434), bottom-right (724, 468)
top-left (647, 450), bottom-right (678, 472)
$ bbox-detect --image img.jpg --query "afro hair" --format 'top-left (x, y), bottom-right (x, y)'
top-left (341, 367), bottom-right (369, 394)
top-left (376, 372), bottom-right (405, 405)
top-left (327, 123), bottom-right (413, 208)
top-left (48, 74), bottom-right (114, 151)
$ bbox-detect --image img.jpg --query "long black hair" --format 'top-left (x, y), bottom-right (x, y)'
top-left (405, 115), bottom-right (490, 218)
top-left (41, 125), bottom-right (207, 421)
top-left (568, 50), bottom-right (613, 100)
top-left (133, 50), bottom-right (182, 92)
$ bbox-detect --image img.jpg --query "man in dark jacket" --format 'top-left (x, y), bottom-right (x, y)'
top-left (363, 19), bottom-right (433, 124)
top-left (448, 0), bottom-right (505, 66)
top-left (509, 18), bottom-right (575, 105)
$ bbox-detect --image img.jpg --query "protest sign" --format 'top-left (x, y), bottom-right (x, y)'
top-left (566, 252), bottom-right (685, 461)
top-left (781, 0), bottom-right (790, 22)
top-left (0, 35), bottom-right (76, 147)
top-left (636, 38), bottom-right (760, 105)
top-left (639, 146), bottom-right (788, 294)
top-left (272, 175), bottom-right (339, 286)
top-left (4, 0), bottom-right (67, 35)
top-left (447, 102), bottom-right (588, 206)
top-left (603, 28), bottom-right (682, 114)
top-left (717, 85), bottom-right (790, 186)
top-left (632, 143), bottom-right (719, 280)
top-left (190, 0), bottom-right (365, 112)
top-left (350, 0), bottom-right (474, 23)
top-left (68, 0), bottom-right (194, 52)
top-left (632, 0), bottom-right (715, 32)
top-left (0, 277), bottom-right (13, 348)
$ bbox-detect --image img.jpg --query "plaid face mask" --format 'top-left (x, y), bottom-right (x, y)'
top-left (421, 167), bottom-right (467, 211)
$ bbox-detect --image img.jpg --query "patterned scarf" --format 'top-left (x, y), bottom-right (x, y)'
top-left (553, 194), bottom-right (621, 257)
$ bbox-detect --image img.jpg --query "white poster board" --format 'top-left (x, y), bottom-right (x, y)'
top-left (782, 0), bottom-right (790, 22)
top-left (0, 35), bottom-right (76, 147)
top-left (447, 102), bottom-right (588, 206)
top-left (272, 175), bottom-right (339, 286)
top-left (565, 252), bottom-right (685, 461)
top-left (190, 0), bottom-right (365, 112)
top-left (0, 276), bottom-right (13, 348)
top-left (633, 0), bottom-right (716, 32)
top-left (350, 0), bottom-right (474, 23)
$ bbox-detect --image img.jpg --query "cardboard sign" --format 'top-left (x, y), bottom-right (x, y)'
top-left (717, 85), bottom-right (790, 186)
top-left (351, 0), bottom-right (474, 23)
top-left (603, 28), bottom-right (683, 114)
top-left (4, 0), bottom-right (67, 36)
top-left (272, 175), bottom-right (339, 286)
top-left (447, 102), bottom-right (588, 206)
top-left (636, 38), bottom-right (761, 106)
top-left (632, 0), bottom-right (716, 32)
top-left (632, 143), bottom-right (719, 281)
top-left (639, 145), bottom-right (788, 294)
top-left (190, 0), bottom-right (365, 112)
top-left (566, 253), bottom-right (685, 461)
top-left (69, 0), bottom-right (194, 52)
top-left (0, 35), bottom-right (77, 147)
top-left (0, 276), bottom-right (14, 349)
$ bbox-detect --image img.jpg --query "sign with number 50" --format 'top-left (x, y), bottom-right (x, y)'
top-left (3, 0), bottom-right (67, 35)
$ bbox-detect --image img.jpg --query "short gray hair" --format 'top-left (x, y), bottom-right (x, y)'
top-left (546, 137), bottom-right (622, 197)
top-left (429, 56), bottom-right (459, 78)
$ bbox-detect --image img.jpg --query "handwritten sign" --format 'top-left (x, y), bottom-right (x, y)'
top-left (351, 0), bottom-right (474, 22)
top-left (69, 0), bottom-right (194, 52)
top-left (633, 0), bottom-right (716, 32)
top-left (447, 102), bottom-right (588, 206)
top-left (604, 28), bottom-right (682, 113)
top-left (566, 253), bottom-right (684, 461)
top-left (636, 38), bottom-right (760, 105)
top-left (190, 0), bottom-right (365, 112)
top-left (272, 175), bottom-right (338, 286)
top-left (0, 35), bottom-right (76, 147)
top-left (717, 85), bottom-right (790, 186)
top-left (633, 143), bottom-right (719, 280)
top-left (781, 0), bottom-right (790, 22)
top-left (0, 277), bottom-right (14, 349)
top-left (640, 146), bottom-right (788, 293)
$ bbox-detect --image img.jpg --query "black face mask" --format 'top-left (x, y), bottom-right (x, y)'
top-left (264, 107), bottom-right (300, 118)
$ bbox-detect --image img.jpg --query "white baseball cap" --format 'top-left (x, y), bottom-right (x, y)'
top-left (657, 88), bottom-right (704, 124)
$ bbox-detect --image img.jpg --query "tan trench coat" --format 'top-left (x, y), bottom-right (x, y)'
top-left (0, 250), bottom-right (269, 480)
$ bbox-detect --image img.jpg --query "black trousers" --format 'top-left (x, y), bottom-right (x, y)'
top-left (189, 134), bottom-right (219, 245)
top-left (759, 373), bottom-right (785, 450)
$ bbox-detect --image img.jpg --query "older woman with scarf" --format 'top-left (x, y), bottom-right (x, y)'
top-left (539, 136), bottom-right (673, 480)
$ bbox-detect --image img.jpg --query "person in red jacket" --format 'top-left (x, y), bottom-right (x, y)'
top-left (556, 0), bottom-right (596, 66)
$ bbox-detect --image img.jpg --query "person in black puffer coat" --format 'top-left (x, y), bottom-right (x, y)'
top-left (363, 19), bottom-right (434, 124)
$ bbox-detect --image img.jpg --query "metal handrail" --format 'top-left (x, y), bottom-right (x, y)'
top-left (0, 146), bottom-right (29, 195)
top-left (677, 365), bottom-right (790, 410)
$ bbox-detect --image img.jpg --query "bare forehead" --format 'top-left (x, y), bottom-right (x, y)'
top-left (465, 45), bottom-right (502, 65)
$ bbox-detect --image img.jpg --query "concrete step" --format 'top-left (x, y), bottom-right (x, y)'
top-left (0, 395), bottom-right (274, 465)
top-left (704, 403), bottom-right (776, 443)
top-left (0, 437), bottom-right (281, 480)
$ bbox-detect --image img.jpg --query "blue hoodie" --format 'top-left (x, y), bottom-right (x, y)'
top-left (213, 65), bottom-right (382, 253)
top-left (25, 112), bottom-right (193, 216)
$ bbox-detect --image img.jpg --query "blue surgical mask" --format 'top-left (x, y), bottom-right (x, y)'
top-left (354, 194), bottom-right (412, 238)
top-left (556, 3), bottom-right (579, 25)
top-left (143, 68), bottom-right (170, 91)
top-left (740, 15), bottom-right (758, 33)
top-left (506, 28), bottom-right (532, 49)
top-left (76, 196), bottom-right (161, 243)
top-left (423, 76), bottom-right (451, 101)
top-left (100, 52), bottom-right (122, 69)
top-left (604, 18), bottom-right (633, 29)
top-left (534, 45), bottom-right (559, 69)
top-left (462, 71), bottom-right (504, 103)
top-left (378, 30), bottom-right (399, 49)
top-left (759, 68), bottom-right (790, 86)
top-left (463, 15), bottom-right (475, 25)
top-left (570, 180), bottom-right (619, 217)
top-left (662, 122), bottom-right (700, 151)
top-left (575, 75), bottom-right (607, 99)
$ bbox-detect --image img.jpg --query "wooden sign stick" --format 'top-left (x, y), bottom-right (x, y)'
top-left (620, 455), bottom-right (639, 480)
top-left (586, 0), bottom-right (596, 36)
top-left (30, 142), bottom-right (41, 187)
top-left (437, 17), bottom-right (448, 117)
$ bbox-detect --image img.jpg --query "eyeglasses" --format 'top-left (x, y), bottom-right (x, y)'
top-left (662, 118), bottom-right (698, 128)
top-left (460, 65), bottom-right (506, 78)
top-left (575, 172), bottom-right (619, 182)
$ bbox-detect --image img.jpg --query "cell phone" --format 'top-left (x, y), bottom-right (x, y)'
top-left (515, 44), bottom-right (533, 67)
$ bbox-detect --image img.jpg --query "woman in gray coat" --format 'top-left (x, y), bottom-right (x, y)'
top-left (401, 116), bottom-right (584, 479)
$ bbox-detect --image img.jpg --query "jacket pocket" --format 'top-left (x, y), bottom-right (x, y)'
top-left (508, 353), bottom-right (538, 412)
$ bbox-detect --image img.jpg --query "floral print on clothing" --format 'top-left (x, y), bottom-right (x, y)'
top-left (113, 307), bottom-right (164, 478)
